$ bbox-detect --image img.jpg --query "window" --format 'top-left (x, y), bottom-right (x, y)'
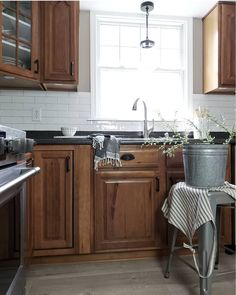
top-left (91, 13), bottom-right (193, 121)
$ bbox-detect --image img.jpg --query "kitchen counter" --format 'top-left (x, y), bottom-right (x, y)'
top-left (26, 130), bottom-right (235, 146)
top-left (26, 131), bottom-right (170, 145)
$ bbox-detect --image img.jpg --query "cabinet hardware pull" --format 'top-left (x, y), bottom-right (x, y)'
top-left (66, 156), bottom-right (70, 172)
top-left (155, 177), bottom-right (160, 192)
top-left (120, 153), bottom-right (135, 161)
top-left (70, 61), bottom-right (74, 76)
top-left (34, 59), bottom-right (39, 74)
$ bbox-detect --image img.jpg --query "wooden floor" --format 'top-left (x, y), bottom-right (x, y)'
top-left (26, 253), bottom-right (235, 295)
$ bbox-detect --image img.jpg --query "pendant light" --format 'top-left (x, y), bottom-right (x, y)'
top-left (140, 1), bottom-right (155, 49)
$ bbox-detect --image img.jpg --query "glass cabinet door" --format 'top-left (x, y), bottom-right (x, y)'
top-left (1, 1), bottom-right (32, 71)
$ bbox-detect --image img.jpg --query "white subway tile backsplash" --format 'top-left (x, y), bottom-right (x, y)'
top-left (0, 91), bottom-right (235, 132)
top-left (35, 96), bottom-right (58, 104)
top-left (0, 96), bottom-right (13, 102)
top-left (75, 92), bottom-right (90, 99)
top-left (23, 90), bottom-right (47, 97)
top-left (0, 90), bottom-right (24, 96)
top-left (193, 94), bottom-right (236, 130)
top-left (23, 103), bottom-right (46, 110)
top-left (3, 117), bottom-right (24, 123)
top-left (68, 104), bottom-right (90, 112)
top-left (1, 103), bottom-right (23, 110)
top-left (57, 97), bottom-right (80, 105)
top-left (46, 91), bottom-right (70, 97)
top-left (12, 96), bottom-right (35, 104)
top-left (0, 110), bottom-right (31, 117)
top-left (43, 110), bottom-right (70, 118)
top-left (77, 112), bottom-right (90, 118)
top-left (78, 97), bottom-right (91, 105)
top-left (43, 104), bottom-right (69, 111)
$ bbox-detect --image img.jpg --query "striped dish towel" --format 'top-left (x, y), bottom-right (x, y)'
top-left (162, 181), bottom-right (236, 278)
top-left (92, 135), bottom-right (122, 171)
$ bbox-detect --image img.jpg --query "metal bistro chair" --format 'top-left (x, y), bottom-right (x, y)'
top-left (215, 202), bottom-right (235, 268)
top-left (164, 191), bottom-right (235, 295)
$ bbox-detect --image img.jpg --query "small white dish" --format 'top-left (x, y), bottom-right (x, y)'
top-left (61, 127), bottom-right (77, 136)
top-left (54, 135), bottom-right (89, 139)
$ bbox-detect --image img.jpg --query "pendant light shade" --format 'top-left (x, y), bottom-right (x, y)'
top-left (140, 1), bottom-right (155, 49)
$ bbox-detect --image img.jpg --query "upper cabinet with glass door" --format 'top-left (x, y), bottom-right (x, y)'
top-left (0, 1), bottom-right (39, 79)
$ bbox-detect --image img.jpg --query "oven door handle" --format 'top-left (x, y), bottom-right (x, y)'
top-left (0, 167), bottom-right (40, 195)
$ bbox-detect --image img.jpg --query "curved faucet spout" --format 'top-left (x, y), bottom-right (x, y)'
top-left (132, 98), bottom-right (152, 138)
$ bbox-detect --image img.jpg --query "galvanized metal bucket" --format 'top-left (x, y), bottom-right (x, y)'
top-left (183, 144), bottom-right (228, 188)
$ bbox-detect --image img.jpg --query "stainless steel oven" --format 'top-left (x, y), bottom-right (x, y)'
top-left (0, 125), bottom-right (40, 295)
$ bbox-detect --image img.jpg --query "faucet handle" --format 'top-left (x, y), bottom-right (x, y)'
top-left (148, 119), bottom-right (155, 137)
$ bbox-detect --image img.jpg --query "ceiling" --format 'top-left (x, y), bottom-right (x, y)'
top-left (80, 0), bottom-right (235, 18)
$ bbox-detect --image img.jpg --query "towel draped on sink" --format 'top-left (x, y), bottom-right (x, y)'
top-left (92, 135), bottom-right (122, 170)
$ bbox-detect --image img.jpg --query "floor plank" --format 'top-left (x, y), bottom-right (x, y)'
top-left (26, 253), bottom-right (235, 295)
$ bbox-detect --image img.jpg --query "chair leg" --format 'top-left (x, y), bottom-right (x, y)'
top-left (198, 222), bottom-right (214, 295)
top-left (164, 226), bottom-right (178, 278)
top-left (214, 206), bottom-right (221, 269)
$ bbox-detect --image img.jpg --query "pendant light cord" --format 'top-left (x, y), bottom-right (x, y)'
top-left (145, 6), bottom-right (149, 39)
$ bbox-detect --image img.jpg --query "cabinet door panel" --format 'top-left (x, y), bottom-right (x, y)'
top-left (105, 181), bottom-right (153, 240)
top-left (32, 150), bottom-right (73, 250)
top-left (0, 1), bottom-right (39, 79)
top-left (203, 2), bottom-right (235, 93)
top-left (95, 170), bottom-right (166, 251)
top-left (43, 1), bottom-right (78, 82)
top-left (220, 4), bottom-right (235, 86)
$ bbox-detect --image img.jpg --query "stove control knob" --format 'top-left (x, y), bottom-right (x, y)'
top-left (26, 139), bottom-right (35, 153)
top-left (8, 138), bottom-right (27, 154)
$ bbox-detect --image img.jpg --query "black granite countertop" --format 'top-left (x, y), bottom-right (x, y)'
top-left (26, 130), bottom-right (235, 146)
top-left (26, 131), bottom-right (145, 145)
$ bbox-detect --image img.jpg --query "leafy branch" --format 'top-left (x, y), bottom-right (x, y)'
top-left (206, 113), bottom-right (236, 144)
top-left (143, 109), bottom-right (235, 157)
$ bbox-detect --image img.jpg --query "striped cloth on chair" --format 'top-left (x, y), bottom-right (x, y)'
top-left (162, 181), bottom-right (236, 278)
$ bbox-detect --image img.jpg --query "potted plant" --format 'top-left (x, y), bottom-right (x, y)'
top-left (145, 108), bottom-right (235, 188)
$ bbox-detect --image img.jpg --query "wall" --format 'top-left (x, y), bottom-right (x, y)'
top-left (193, 18), bottom-right (203, 94)
top-left (0, 12), bottom-right (235, 132)
top-left (78, 11), bottom-right (90, 92)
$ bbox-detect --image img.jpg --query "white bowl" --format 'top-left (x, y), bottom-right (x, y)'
top-left (61, 127), bottom-right (77, 136)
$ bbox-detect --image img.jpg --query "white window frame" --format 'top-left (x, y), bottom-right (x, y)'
top-left (90, 11), bottom-right (193, 121)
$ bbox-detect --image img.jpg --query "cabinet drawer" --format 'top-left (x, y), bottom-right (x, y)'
top-left (119, 145), bottom-right (163, 168)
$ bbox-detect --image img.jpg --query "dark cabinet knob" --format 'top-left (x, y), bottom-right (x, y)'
top-left (156, 177), bottom-right (160, 192)
top-left (120, 153), bottom-right (135, 161)
top-left (70, 62), bottom-right (74, 76)
top-left (66, 156), bottom-right (70, 172)
top-left (34, 59), bottom-right (39, 74)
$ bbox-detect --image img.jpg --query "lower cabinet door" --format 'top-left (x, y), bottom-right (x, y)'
top-left (32, 150), bottom-right (74, 254)
top-left (94, 170), bottom-right (166, 252)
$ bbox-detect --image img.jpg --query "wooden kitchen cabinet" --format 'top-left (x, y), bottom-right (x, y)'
top-left (94, 146), bottom-right (167, 252)
top-left (28, 143), bottom-right (234, 262)
top-left (0, 1), bottom-right (40, 83)
top-left (31, 148), bottom-right (75, 256)
top-left (0, 1), bottom-right (79, 90)
top-left (203, 1), bottom-right (235, 93)
top-left (41, 1), bottom-right (79, 90)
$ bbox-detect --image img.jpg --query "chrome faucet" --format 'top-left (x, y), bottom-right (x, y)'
top-left (132, 98), bottom-right (154, 138)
